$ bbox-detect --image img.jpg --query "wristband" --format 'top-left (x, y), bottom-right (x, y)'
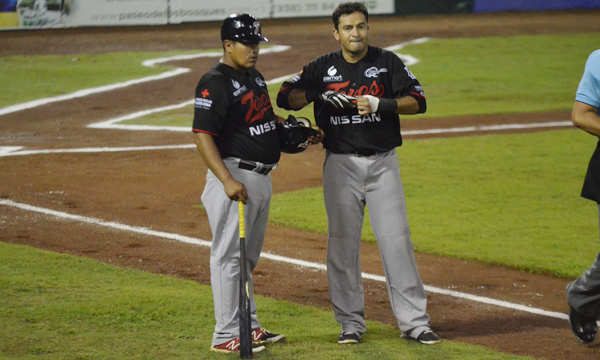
top-left (377, 98), bottom-right (398, 114)
top-left (304, 90), bottom-right (319, 103)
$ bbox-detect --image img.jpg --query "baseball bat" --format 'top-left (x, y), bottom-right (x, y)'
top-left (238, 201), bottom-right (252, 359)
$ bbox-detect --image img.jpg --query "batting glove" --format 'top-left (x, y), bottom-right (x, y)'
top-left (321, 91), bottom-right (357, 108)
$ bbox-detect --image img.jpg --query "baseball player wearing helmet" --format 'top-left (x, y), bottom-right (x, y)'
top-left (566, 49), bottom-right (600, 344)
top-left (276, 2), bottom-right (440, 345)
top-left (193, 14), bottom-right (319, 354)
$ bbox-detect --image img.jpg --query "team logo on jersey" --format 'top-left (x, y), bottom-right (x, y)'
top-left (241, 90), bottom-right (273, 126)
top-left (232, 79), bottom-right (240, 89)
top-left (364, 67), bottom-right (388, 78)
top-left (323, 65), bottom-right (343, 82)
top-left (243, 88), bottom-right (276, 137)
top-left (255, 77), bottom-right (266, 87)
top-left (325, 80), bottom-right (384, 98)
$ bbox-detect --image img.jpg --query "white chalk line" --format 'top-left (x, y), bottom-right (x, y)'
top-left (0, 121), bottom-right (573, 158)
top-left (0, 198), bottom-right (569, 322)
top-left (402, 120), bottom-right (573, 136)
top-left (0, 45), bottom-right (291, 117)
top-left (0, 144), bottom-right (196, 157)
top-left (386, 36), bottom-right (430, 66)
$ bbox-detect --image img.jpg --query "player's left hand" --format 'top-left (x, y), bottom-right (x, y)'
top-left (357, 95), bottom-right (378, 115)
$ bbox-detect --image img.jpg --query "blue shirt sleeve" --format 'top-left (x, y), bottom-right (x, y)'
top-left (576, 50), bottom-right (600, 109)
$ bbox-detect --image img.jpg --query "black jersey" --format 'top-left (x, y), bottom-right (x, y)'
top-left (278, 46), bottom-right (425, 153)
top-left (193, 63), bottom-right (281, 164)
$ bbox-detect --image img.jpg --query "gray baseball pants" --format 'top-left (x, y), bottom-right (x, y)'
top-left (323, 149), bottom-right (431, 338)
top-left (566, 204), bottom-right (600, 319)
top-left (201, 158), bottom-right (272, 346)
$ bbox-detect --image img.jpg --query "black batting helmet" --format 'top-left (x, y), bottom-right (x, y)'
top-left (221, 14), bottom-right (268, 44)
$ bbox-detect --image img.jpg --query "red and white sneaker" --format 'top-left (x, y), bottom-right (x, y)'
top-left (251, 328), bottom-right (286, 344)
top-left (210, 337), bottom-right (266, 354)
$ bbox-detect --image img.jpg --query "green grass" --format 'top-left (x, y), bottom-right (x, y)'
top-left (0, 51), bottom-right (198, 107)
top-left (0, 242), bottom-right (534, 359)
top-left (270, 129), bottom-right (600, 279)
top-left (403, 33), bottom-right (600, 118)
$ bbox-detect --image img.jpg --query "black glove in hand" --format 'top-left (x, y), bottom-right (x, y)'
top-left (321, 90), bottom-right (357, 108)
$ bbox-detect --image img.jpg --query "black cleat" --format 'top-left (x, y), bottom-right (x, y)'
top-left (568, 305), bottom-right (598, 344)
top-left (338, 331), bottom-right (360, 344)
top-left (416, 330), bottom-right (441, 345)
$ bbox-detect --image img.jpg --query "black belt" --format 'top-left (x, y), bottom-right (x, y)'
top-left (238, 159), bottom-right (277, 175)
top-left (332, 149), bottom-right (383, 157)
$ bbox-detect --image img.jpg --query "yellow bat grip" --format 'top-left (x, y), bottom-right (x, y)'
top-left (238, 201), bottom-right (245, 238)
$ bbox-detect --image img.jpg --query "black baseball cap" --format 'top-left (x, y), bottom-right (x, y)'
top-left (221, 14), bottom-right (268, 44)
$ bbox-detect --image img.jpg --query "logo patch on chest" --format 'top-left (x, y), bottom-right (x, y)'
top-left (232, 79), bottom-right (248, 97)
top-left (323, 65), bottom-right (343, 82)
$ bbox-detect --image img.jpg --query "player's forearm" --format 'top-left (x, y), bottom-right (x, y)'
top-left (396, 95), bottom-right (423, 115)
top-left (572, 101), bottom-right (600, 137)
top-left (193, 132), bottom-right (235, 184)
top-left (286, 89), bottom-right (312, 110)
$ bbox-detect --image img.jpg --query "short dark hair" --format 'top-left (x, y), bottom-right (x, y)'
top-left (332, 2), bottom-right (369, 29)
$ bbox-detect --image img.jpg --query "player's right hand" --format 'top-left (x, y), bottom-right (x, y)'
top-left (321, 90), bottom-right (357, 108)
top-left (224, 178), bottom-right (248, 204)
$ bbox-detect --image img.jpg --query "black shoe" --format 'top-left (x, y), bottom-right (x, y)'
top-left (338, 331), bottom-right (360, 344)
top-left (415, 330), bottom-right (441, 345)
top-left (568, 305), bottom-right (598, 344)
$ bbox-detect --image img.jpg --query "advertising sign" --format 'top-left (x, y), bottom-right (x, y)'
top-left (1, 0), bottom-right (395, 29)
top-left (271, 0), bottom-right (393, 18)
top-left (66, 0), bottom-right (167, 27)
top-left (168, 0), bottom-right (270, 23)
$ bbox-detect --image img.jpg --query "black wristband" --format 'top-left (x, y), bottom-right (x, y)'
top-left (378, 98), bottom-right (398, 114)
top-left (304, 90), bottom-right (319, 103)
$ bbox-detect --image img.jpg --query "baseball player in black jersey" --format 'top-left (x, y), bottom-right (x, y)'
top-left (193, 14), bottom-right (296, 354)
top-left (277, 2), bottom-right (440, 345)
